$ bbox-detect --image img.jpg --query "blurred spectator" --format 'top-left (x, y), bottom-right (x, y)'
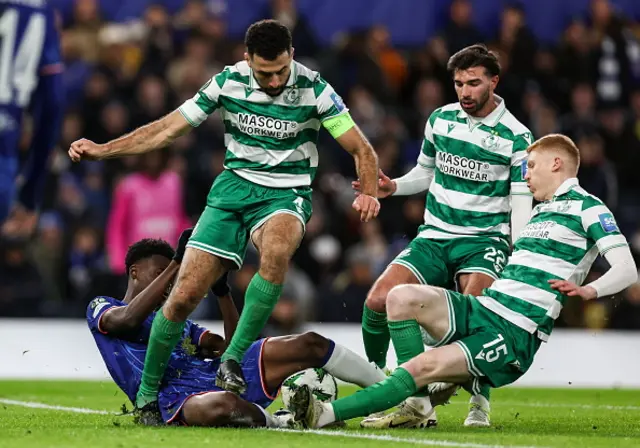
top-left (105, 152), bottom-right (191, 275)
top-left (263, 0), bottom-right (319, 60)
top-left (441, 0), bottom-right (483, 56)
top-left (0, 239), bottom-right (45, 317)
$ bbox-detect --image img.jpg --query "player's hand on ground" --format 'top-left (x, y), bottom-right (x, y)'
top-left (173, 228), bottom-right (193, 264)
top-left (548, 280), bottom-right (597, 300)
top-left (351, 169), bottom-right (397, 199)
top-left (68, 139), bottom-right (106, 162)
top-left (352, 193), bottom-right (380, 222)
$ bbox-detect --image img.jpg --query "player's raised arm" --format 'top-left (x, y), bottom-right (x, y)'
top-left (68, 110), bottom-right (191, 162)
top-left (99, 229), bottom-right (191, 335)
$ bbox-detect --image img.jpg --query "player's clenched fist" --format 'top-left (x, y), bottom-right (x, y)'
top-left (68, 138), bottom-right (106, 162)
top-left (352, 194), bottom-right (380, 222)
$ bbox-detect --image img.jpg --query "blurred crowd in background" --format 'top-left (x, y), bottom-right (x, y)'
top-left (1, 0), bottom-right (640, 334)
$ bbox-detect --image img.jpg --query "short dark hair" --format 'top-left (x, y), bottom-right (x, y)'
top-left (245, 19), bottom-right (292, 60)
top-left (447, 44), bottom-right (501, 77)
top-left (124, 238), bottom-right (175, 274)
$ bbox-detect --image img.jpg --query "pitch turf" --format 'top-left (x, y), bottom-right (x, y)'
top-left (1, 381), bottom-right (639, 448)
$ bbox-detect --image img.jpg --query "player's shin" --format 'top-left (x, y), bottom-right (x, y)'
top-left (221, 273), bottom-right (282, 362)
top-left (321, 340), bottom-right (388, 387)
top-left (136, 310), bottom-right (185, 407)
top-left (389, 319), bottom-right (425, 364)
top-left (362, 305), bottom-right (390, 369)
top-left (328, 367), bottom-right (418, 425)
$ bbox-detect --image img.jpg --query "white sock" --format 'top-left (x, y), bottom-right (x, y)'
top-left (254, 403), bottom-right (278, 427)
top-left (323, 343), bottom-right (388, 387)
top-left (470, 394), bottom-right (490, 411)
top-left (405, 396), bottom-right (433, 416)
top-left (316, 403), bottom-right (336, 428)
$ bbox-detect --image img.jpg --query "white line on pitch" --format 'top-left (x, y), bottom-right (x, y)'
top-left (0, 398), bottom-right (113, 414)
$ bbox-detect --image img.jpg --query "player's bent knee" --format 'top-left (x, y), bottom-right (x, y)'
top-left (194, 392), bottom-right (240, 427)
top-left (365, 280), bottom-right (396, 312)
top-left (297, 331), bottom-right (330, 362)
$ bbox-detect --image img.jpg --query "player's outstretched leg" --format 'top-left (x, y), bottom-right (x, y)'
top-left (290, 343), bottom-right (466, 429)
top-left (362, 264), bottom-right (421, 369)
top-left (458, 272), bottom-right (495, 427)
top-left (217, 213), bottom-right (303, 393)
top-left (361, 284), bottom-right (453, 429)
top-left (135, 248), bottom-right (226, 414)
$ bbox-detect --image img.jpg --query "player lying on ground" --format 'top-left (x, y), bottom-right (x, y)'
top-left (88, 230), bottom-right (387, 427)
top-left (0, 0), bottom-right (64, 233)
top-left (69, 19), bottom-right (380, 413)
top-left (352, 44), bottom-right (534, 428)
top-left (289, 134), bottom-right (638, 429)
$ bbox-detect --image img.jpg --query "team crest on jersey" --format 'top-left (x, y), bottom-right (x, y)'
top-left (284, 87), bottom-right (301, 105)
top-left (599, 213), bottom-right (618, 233)
top-left (481, 131), bottom-right (499, 151)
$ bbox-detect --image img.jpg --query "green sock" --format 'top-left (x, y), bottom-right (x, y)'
top-left (221, 273), bottom-right (282, 363)
top-left (136, 310), bottom-right (185, 407)
top-left (362, 306), bottom-right (390, 369)
top-left (479, 383), bottom-right (491, 402)
top-left (332, 367), bottom-right (417, 421)
top-left (388, 319), bottom-right (425, 365)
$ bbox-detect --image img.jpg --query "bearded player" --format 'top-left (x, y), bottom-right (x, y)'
top-left (353, 44), bottom-right (534, 428)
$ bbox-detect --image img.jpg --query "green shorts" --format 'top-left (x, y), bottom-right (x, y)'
top-left (187, 170), bottom-right (312, 268)
top-left (392, 235), bottom-right (510, 288)
top-left (438, 290), bottom-right (541, 391)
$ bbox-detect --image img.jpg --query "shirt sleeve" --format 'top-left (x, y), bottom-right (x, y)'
top-left (417, 114), bottom-right (437, 169)
top-left (510, 132), bottom-right (533, 196)
top-left (178, 69), bottom-right (230, 127)
top-left (86, 297), bottom-right (121, 334)
top-left (315, 76), bottom-right (349, 122)
top-left (185, 320), bottom-right (210, 347)
top-left (580, 199), bottom-right (629, 255)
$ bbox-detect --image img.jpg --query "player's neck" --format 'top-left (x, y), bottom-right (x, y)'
top-left (470, 95), bottom-right (497, 119)
top-left (122, 282), bottom-right (139, 304)
top-left (545, 176), bottom-right (572, 200)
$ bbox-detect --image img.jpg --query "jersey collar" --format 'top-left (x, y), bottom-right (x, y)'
top-left (248, 60), bottom-right (297, 91)
top-left (552, 177), bottom-right (580, 199)
top-left (457, 94), bottom-right (507, 128)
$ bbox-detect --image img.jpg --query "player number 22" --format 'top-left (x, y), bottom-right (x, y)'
top-left (483, 247), bottom-right (506, 273)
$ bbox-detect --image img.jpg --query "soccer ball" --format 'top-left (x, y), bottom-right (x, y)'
top-left (280, 368), bottom-right (338, 409)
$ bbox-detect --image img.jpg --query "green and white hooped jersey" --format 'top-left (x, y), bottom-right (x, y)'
top-left (179, 60), bottom-right (348, 188)
top-left (416, 98), bottom-right (533, 241)
top-left (478, 178), bottom-right (628, 342)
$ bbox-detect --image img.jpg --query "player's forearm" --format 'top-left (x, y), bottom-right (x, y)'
top-left (392, 164), bottom-right (434, 196)
top-left (352, 141), bottom-right (379, 197)
top-left (586, 246), bottom-right (638, 298)
top-left (102, 262), bottom-right (180, 334)
top-left (217, 293), bottom-right (240, 344)
top-left (102, 111), bottom-right (188, 158)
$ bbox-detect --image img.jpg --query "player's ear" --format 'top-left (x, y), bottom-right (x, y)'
top-left (551, 156), bottom-right (563, 173)
top-left (129, 264), bottom-right (138, 281)
top-left (244, 52), bottom-right (251, 66)
top-left (290, 46), bottom-right (295, 60)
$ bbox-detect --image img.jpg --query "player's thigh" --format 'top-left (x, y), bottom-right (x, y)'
top-left (451, 237), bottom-right (510, 288)
top-left (391, 237), bottom-right (450, 287)
top-left (181, 391), bottom-right (263, 427)
top-left (163, 245), bottom-right (228, 320)
top-left (365, 263), bottom-right (423, 312)
top-left (386, 284), bottom-right (451, 344)
top-left (260, 332), bottom-right (330, 391)
top-left (402, 344), bottom-right (472, 390)
top-left (249, 186), bottom-right (311, 254)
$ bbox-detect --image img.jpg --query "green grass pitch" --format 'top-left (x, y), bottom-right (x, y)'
top-left (1, 381), bottom-right (640, 447)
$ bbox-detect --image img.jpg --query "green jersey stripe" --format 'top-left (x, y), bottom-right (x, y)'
top-left (426, 192), bottom-right (510, 228)
top-left (428, 180), bottom-right (511, 213)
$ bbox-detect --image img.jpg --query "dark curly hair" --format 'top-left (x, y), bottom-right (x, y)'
top-left (447, 44), bottom-right (501, 77)
top-left (245, 19), bottom-right (292, 60)
top-left (124, 238), bottom-right (175, 274)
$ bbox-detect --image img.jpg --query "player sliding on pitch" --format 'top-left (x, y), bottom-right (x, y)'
top-left (88, 229), bottom-right (388, 427)
top-left (290, 134), bottom-right (638, 429)
top-left (69, 19), bottom-right (380, 421)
